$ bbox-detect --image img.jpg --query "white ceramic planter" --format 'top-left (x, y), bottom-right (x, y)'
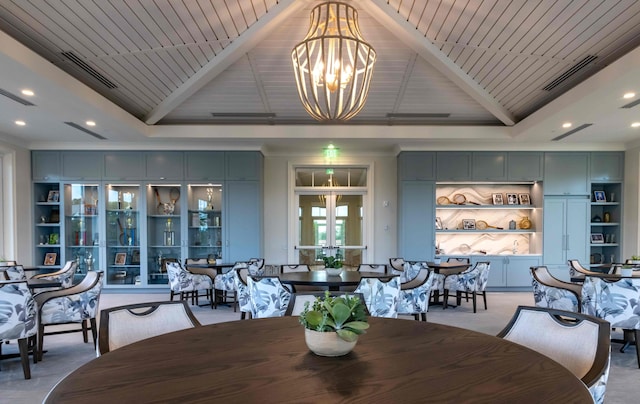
top-left (304, 329), bottom-right (357, 357)
top-left (325, 268), bottom-right (343, 276)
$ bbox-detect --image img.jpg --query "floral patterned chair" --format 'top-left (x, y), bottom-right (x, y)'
top-left (355, 276), bottom-right (401, 318)
top-left (34, 271), bottom-right (104, 361)
top-left (431, 258), bottom-right (471, 303)
top-left (531, 266), bottom-right (582, 312)
top-left (233, 267), bottom-right (252, 319)
top-left (443, 262), bottom-right (490, 312)
top-left (393, 261), bottom-right (425, 283)
top-left (247, 275), bottom-right (291, 318)
top-left (388, 258), bottom-right (405, 272)
top-left (166, 262), bottom-right (214, 307)
top-left (498, 305), bottom-right (610, 404)
top-left (582, 276), bottom-right (640, 369)
top-left (1, 263), bottom-right (25, 280)
top-left (214, 262), bottom-right (253, 311)
top-left (31, 260), bottom-right (78, 291)
top-left (0, 280), bottom-right (37, 379)
top-left (397, 268), bottom-right (436, 321)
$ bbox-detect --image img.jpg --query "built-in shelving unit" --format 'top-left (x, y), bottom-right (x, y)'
top-left (589, 182), bottom-right (622, 265)
top-left (33, 182), bottom-right (62, 270)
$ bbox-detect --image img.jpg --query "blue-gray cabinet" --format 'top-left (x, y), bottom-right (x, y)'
top-left (543, 153), bottom-right (589, 195)
top-left (590, 152), bottom-right (623, 181)
top-left (145, 152), bottom-right (184, 180)
top-left (226, 152), bottom-right (262, 181)
top-left (507, 152), bottom-right (543, 181)
top-left (185, 152), bottom-right (225, 181)
top-left (472, 152), bottom-right (506, 181)
top-left (543, 197), bottom-right (589, 274)
top-left (399, 181), bottom-right (435, 260)
top-left (436, 152), bottom-right (472, 181)
top-left (61, 151), bottom-right (103, 180)
top-left (225, 181), bottom-right (262, 262)
top-left (32, 151), bottom-right (61, 181)
top-left (103, 152), bottom-right (144, 180)
top-left (398, 152), bottom-right (436, 180)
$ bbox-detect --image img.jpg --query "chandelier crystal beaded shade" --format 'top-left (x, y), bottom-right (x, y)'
top-left (291, 2), bottom-right (376, 121)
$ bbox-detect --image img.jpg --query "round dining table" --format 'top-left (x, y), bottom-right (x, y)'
top-left (45, 317), bottom-right (591, 403)
top-left (278, 270), bottom-right (396, 291)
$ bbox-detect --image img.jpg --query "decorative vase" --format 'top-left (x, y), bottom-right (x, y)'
top-left (304, 329), bottom-right (357, 357)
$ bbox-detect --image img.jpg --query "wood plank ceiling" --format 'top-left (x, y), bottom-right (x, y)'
top-left (1, 0), bottom-right (640, 127)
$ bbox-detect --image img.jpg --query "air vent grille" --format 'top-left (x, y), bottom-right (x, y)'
top-left (64, 122), bottom-right (107, 140)
top-left (61, 52), bottom-right (117, 89)
top-left (386, 113), bottom-right (450, 118)
top-left (0, 88), bottom-right (35, 106)
top-left (543, 55), bottom-right (598, 91)
top-left (211, 113), bottom-right (276, 118)
top-left (552, 123), bottom-right (592, 141)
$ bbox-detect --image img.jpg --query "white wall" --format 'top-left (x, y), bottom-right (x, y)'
top-left (624, 147), bottom-right (640, 259)
top-left (263, 153), bottom-right (398, 266)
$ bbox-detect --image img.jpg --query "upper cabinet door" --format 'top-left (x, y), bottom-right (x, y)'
top-left (436, 152), bottom-right (472, 181)
top-left (507, 152), bottom-right (543, 181)
top-left (472, 152), bottom-right (506, 181)
top-left (103, 152), bottom-right (144, 180)
top-left (590, 152), bottom-right (624, 181)
top-left (543, 153), bottom-right (589, 195)
top-left (145, 152), bottom-right (184, 180)
top-left (185, 152), bottom-right (225, 181)
top-left (61, 151), bottom-right (103, 180)
top-left (225, 152), bottom-right (263, 180)
top-left (32, 151), bottom-right (61, 181)
top-left (398, 152), bottom-right (436, 180)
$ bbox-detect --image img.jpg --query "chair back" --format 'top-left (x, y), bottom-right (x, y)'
top-left (357, 264), bottom-right (386, 274)
top-left (581, 276), bottom-right (640, 330)
top-left (247, 275), bottom-right (291, 318)
top-left (98, 301), bottom-right (201, 354)
top-left (447, 257), bottom-right (470, 264)
top-left (388, 258), bottom-right (405, 272)
top-left (355, 276), bottom-right (400, 318)
top-left (161, 258), bottom-right (179, 273)
top-left (0, 281), bottom-right (36, 340)
top-left (497, 306), bottom-right (610, 403)
top-left (568, 259), bottom-right (602, 276)
top-left (281, 264), bottom-right (310, 273)
top-left (531, 266), bottom-right (581, 312)
top-left (285, 292), bottom-right (368, 316)
top-left (398, 269), bottom-right (435, 315)
top-left (32, 261), bottom-right (78, 289)
top-left (475, 261), bottom-right (491, 292)
top-left (444, 262), bottom-right (485, 293)
top-left (233, 267), bottom-right (251, 314)
top-left (398, 261), bottom-right (428, 283)
top-left (2, 264), bottom-right (26, 280)
top-left (249, 258), bottom-right (265, 269)
top-left (36, 271), bottom-right (105, 324)
top-left (185, 258), bottom-right (208, 266)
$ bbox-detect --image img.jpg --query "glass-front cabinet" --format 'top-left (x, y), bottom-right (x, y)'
top-left (63, 183), bottom-right (101, 280)
top-left (105, 184), bottom-right (141, 286)
top-left (146, 184), bottom-right (182, 285)
top-left (34, 182), bottom-right (62, 270)
top-left (187, 184), bottom-right (223, 261)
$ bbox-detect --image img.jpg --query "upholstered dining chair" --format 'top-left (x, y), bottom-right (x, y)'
top-left (0, 280), bottom-right (37, 379)
top-left (497, 306), bottom-right (611, 404)
top-left (581, 276), bottom-right (640, 369)
top-left (357, 264), bottom-right (387, 274)
top-left (354, 276), bottom-right (401, 318)
top-left (249, 258), bottom-right (265, 272)
top-left (185, 257), bottom-right (208, 266)
top-left (388, 258), bottom-right (405, 272)
top-left (397, 268), bottom-right (436, 321)
top-left (232, 267), bottom-right (251, 319)
top-left (213, 261), bottom-right (248, 311)
top-left (98, 300), bottom-right (201, 355)
top-left (432, 258), bottom-right (471, 297)
top-left (568, 259), bottom-right (606, 277)
top-left (34, 271), bottom-right (104, 361)
top-left (31, 260), bottom-right (78, 291)
top-left (1, 264), bottom-right (25, 280)
top-left (284, 292), bottom-right (368, 316)
top-left (443, 261), bottom-right (490, 312)
top-left (166, 261), bottom-right (214, 307)
top-left (531, 266), bottom-right (582, 312)
top-left (247, 275), bottom-right (291, 318)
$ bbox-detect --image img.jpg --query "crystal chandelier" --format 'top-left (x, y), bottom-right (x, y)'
top-left (291, 1), bottom-right (376, 121)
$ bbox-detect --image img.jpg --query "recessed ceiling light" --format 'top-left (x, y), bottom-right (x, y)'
top-left (632, 122), bottom-right (640, 128)
top-left (15, 120), bottom-right (26, 126)
top-left (562, 122), bottom-right (572, 128)
top-left (86, 120), bottom-right (96, 126)
top-left (21, 89), bottom-right (34, 96)
top-left (623, 92), bottom-right (636, 99)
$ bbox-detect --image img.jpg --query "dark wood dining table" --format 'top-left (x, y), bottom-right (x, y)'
top-left (277, 270), bottom-right (396, 291)
top-left (44, 316), bottom-right (591, 403)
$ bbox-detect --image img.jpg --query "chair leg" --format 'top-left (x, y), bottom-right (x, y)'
top-left (241, 311), bottom-right (246, 320)
top-left (38, 323), bottom-right (44, 361)
top-left (635, 329), bottom-right (640, 369)
top-left (90, 318), bottom-right (98, 349)
top-left (456, 291), bottom-right (462, 306)
top-left (443, 289), bottom-right (449, 309)
top-left (482, 291), bottom-right (488, 310)
top-left (420, 313), bottom-right (427, 321)
top-left (82, 319), bottom-right (89, 343)
top-left (472, 292), bottom-right (477, 313)
top-left (413, 314), bottom-right (419, 321)
top-left (17, 338), bottom-right (31, 379)
top-left (29, 335), bottom-right (37, 364)
top-left (170, 290), bottom-right (175, 301)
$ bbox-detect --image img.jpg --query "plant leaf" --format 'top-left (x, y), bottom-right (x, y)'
top-left (305, 310), bottom-right (323, 327)
top-left (331, 302), bottom-right (351, 327)
top-left (343, 321), bottom-right (369, 330)
top-left (336, 329), bottom-right (358, 342)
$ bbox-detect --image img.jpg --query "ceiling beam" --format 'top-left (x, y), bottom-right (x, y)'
top-left (144, 0), bottom-right (304, 125)
top-left (363, 0), bottom-right (515, 126)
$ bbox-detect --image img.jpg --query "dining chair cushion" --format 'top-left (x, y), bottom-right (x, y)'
top-left (355, 276), bottom-right (400, 318)
top-left (167, 262), bottom-right (213, 293)
top-left (531, 266), bottom-right (581, 312)
top-left (247, 276), bottom-right (291, 318)
top-left (3, 265), bottom-right (26, 280)
top-left (38, 271), bottom-right (104, 325)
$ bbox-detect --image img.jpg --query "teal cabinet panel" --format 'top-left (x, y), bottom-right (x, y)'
top-left (506, 256), bottom-right (541, 287)
top-left (145, 152), bottom-right (184, 180)
top-left (472, 152), bottom-right (506, 181)
top-left (185, 152), bottom-right (225, 180)
top-left (226, 181), bottom-right (262, 262)
top-left (507, 152), bottom-right (543, 181)
top-left (398, 152), bottom-right (436, 180)
top-left (399, 181), bottom-right (435, 260)
top-left (225, 152), bottom-right (263, 181)
top-left (32, 151), bottom-right (61, 181)
top-left (543, 153), bottom-right (589, 195)
top-left (543, 197), bottom-right (589, 266)
top-left (566, 198), bottom-right (590, 263)
top-left (590, 152), bottom-right (623, 181)
top-left (61, 151), bottom-right (103, 180)
top-left (472, 256), bottom-right (506, 287)
top-left (436, 152), bottom-right (471, 181)
top-left (103, 152), bottom-right (144, 180)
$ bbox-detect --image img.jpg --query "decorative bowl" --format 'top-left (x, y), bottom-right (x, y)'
top-left (325, 268), bottom-right (343, 276)
top-left (305, 329), bottom-right (356, 357)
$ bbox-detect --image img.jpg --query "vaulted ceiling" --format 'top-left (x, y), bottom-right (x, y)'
top-left (1, 0), bottom-right (640, 153)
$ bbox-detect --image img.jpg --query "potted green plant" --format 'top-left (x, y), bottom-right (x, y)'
top-left (322, 255), bottom-right (343, 275)
top-left (299, 291), bottom-right (369, 356)
top-left (630, 256), bottom-right (640, 265)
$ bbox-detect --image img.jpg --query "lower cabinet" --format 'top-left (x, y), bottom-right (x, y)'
top-left (471, 255), bottom-right (541, 288)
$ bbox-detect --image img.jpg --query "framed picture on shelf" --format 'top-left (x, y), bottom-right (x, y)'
top-left (462, 219), bottom-right (476, 230)
top-left (47, 190), bottom-right (59, 203)
top-left (492, 193), bottom-right (503, 205)
top-left (131, 249), bottom-right (140, 264)
top-left (43, 253), bottom-right (57, 266)
top-left (506, 193), bottom-right (519, 205)
top-left (435, 217), bottom-right (443, 230)
top-left (590, 233), bottom-right (605, 244)
top-left (115, 253), bottom-right (127, 266)
top-left (593, 191), bottom-right (606, 202)
top-left (518, 193), bottom-right (531, 205)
